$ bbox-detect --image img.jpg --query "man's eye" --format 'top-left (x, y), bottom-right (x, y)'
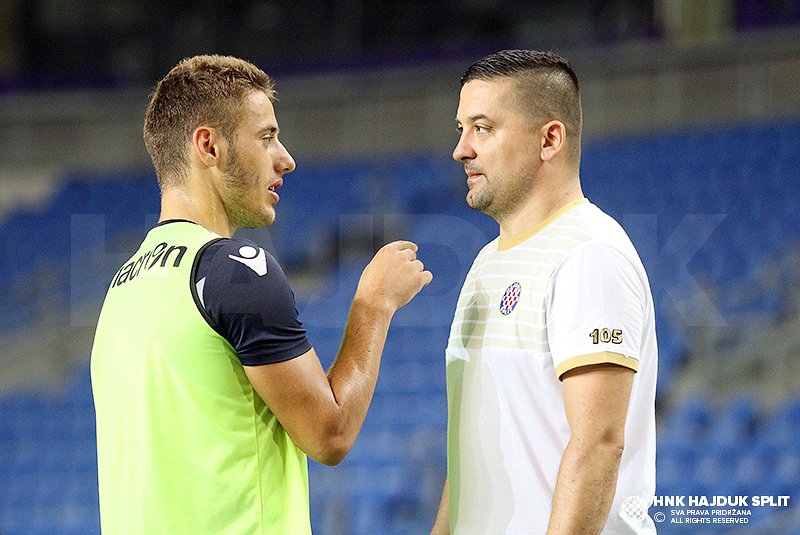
top-left (475, 125), bottom-right (488, 133)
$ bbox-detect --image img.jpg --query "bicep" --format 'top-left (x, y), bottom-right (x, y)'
top-left (561, 361), bottom-right (634, 443)
top-left (243, 348), bottom-right (340, 459)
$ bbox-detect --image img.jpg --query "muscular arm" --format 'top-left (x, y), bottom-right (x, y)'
top-left (547, 362), bottom-right (634, 535)
top-left (243, 298), bottom-right (391, 465)
top-left (244, 241), bottom-right (432, 465)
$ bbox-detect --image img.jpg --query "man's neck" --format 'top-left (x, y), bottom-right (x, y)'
top-left (159, 182), bottom-right (235, 238)
top-left (497, 182), bottom-right (584, 241)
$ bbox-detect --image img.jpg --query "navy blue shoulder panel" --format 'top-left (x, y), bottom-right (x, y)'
top-left (193, 238), bottom-right (312, 366)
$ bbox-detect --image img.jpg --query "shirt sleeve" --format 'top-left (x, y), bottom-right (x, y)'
top-left (193, 238), bottom-right (312, 366)
top-left (545, 240), bottom-right (646, 380)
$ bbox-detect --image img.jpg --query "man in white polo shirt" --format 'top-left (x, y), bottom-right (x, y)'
top-left (430, 50), bottom-right (657, 535)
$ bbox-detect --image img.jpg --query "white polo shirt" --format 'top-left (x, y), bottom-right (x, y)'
top-left (446, 199), bottom-right (657, 534)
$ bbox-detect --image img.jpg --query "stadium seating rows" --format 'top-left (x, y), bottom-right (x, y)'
top-left (1, 119), bottom-right (799, 534)
top-left (1, 365), bottom-right (799, 534)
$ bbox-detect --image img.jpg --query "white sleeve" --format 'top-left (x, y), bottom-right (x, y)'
top-left (545, 240), bottom-right (646, 379)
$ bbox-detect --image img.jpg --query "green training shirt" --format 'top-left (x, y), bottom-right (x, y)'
top-left (91, 221), bottom-right (311, 534)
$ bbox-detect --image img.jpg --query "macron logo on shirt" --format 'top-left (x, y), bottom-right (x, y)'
top-left (229, 245), bottom-right (268, 276)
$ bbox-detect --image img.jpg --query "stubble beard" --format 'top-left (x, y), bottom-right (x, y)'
top-left (466, 180), bottom-right (494, 214)
top-left (466, 170), bottom-right (534, 224)
top-left (466, 172), bottom-right (503, 220)
top-left (222, 146), bottom-right (275, 229)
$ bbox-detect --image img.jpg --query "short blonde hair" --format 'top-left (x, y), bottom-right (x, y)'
top-left (143, 55), bottom-right (275, 189)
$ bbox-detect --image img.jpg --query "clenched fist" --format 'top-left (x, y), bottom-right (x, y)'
top-left (354, 241), bottom-right (433, 314)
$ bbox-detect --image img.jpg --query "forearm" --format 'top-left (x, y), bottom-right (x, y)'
top-left (547, 439), bottom-right (624, 535)
top-left (245, 241), bottom-right (430, 466)
top-left (322, 298), bottom-right (394, 454)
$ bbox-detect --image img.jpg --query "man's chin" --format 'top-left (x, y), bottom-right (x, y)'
top-left (233, 209), bottom-right (275, 230)
top-left (253, 214), bottom-right (276, 229)
top-left (466, 190), bottom-right (491, 213)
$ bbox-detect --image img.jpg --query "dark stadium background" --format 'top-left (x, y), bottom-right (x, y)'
top-left (1, 1), bottom-right (800, 533)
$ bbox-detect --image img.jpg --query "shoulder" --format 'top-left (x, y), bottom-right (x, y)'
top-left (549, 204), bottom-right (649, 290)
top-left (196, 237), bottom-right (281, 282)
top-left (549, 234), bottom-right (649, 315)
top-left (192, 237), bottom-right (311, 366)
top-left (195, 237), bottom-right (295, 316)
top-left (559, 239), bottom-right (639, 282)
top-left (572, 203), bottom-right (639, 257)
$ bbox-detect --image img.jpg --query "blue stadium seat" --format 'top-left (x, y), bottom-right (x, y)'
top-left (769, 449), bottom-right (800, 498)
top-left (297, 258), bottom-right (366, 329)
top-left (708, 394), bottom-right (760, 449)
top-left (761, 395), bottom-right (800, 453)
top-left (660, 395), bottom-right (714, 450)
top-left (656, 441), bottom-right (697, 497)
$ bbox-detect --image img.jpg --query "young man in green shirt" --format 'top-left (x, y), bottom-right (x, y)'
top-left (92, 55), bottom-right (432, 534)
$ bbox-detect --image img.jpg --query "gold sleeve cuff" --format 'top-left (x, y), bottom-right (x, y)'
top-left (556, 351), bottom-right (639, 381)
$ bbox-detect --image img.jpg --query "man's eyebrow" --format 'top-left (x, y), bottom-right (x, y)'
top-left (455, 113), bottom-right (491, 125)
top-left (257, 125), bottom-right (279, 136)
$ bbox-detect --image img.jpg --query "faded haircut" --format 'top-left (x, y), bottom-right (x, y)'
top-left (143, 55), bottom-right (275, 189)
top-left (461, 50), bottom-right (582, 164)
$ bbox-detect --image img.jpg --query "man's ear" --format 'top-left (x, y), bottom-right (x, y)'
top-left (192, 126), bottom-right (226, 168)
top-left (540, 120), bottom-right (567, 162)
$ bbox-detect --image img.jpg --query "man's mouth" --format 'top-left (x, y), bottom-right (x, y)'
top-left (465, 165), bottom-right (484, 178)
top-left (466, 170), bottom-right (484, 184)
top-left (268, 179), bottom-right (282, 200)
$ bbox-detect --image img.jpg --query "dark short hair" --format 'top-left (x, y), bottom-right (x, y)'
top-left (461, 49), bottom-right (579, 90)
top-left (143, 55), bottom-right (275, 189)
top-left (462, 50), bottom-right (582, 161)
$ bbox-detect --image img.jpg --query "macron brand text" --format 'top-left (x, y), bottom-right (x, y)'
top-left (111, 242), bottom-right (188, 288)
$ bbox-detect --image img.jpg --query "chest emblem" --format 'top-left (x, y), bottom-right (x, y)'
top-left (499, 281), bottom-right (522, 316)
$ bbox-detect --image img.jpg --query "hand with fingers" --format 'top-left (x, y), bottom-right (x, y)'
top-left (355, 240), bottom-right (433, 314)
